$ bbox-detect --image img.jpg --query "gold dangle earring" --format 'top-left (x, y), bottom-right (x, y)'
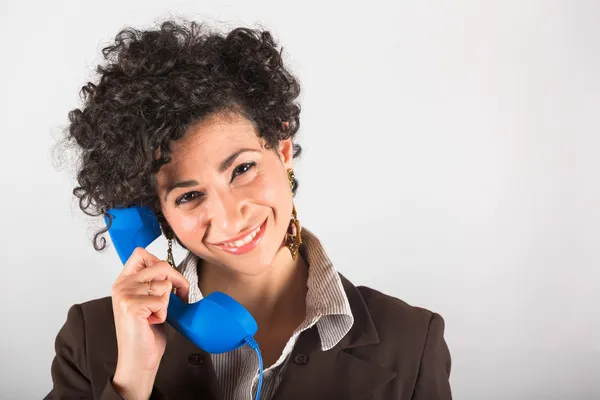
top-left (284, 168), bottom-right (302, 260)
top-left (166, 237), bottom-right (175, 267)
top-left (165, 234), bottom-right (177, 295)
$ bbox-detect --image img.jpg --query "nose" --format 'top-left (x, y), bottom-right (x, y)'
top-left (206, 188), bottom-right (248, 238)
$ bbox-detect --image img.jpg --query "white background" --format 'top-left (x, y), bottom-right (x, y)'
top-left (1, 1), bottom-right (599, 399)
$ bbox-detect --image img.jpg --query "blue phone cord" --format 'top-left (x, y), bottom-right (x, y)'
top-left (245, 336), bottom-right (264, 400)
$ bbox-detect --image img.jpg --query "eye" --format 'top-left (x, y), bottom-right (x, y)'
top-left (231, 162), bottom-right (256, 181)
top-left (175, 191), bottom-right (203, 205)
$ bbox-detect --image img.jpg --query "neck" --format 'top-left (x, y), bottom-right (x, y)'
top-left (197, 246), bottom-right (308, 329)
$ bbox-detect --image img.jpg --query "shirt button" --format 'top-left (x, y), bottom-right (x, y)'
top-left (293, 353), bottom-right (308, 365)
top-left (188, 353), bottom-right (204, 365)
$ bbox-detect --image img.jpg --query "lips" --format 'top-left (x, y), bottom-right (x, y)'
top-left (211, 218), bottom-right (267, 255)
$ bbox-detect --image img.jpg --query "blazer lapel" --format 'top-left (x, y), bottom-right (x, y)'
top-left (272, 274), bottom-right (396, 400)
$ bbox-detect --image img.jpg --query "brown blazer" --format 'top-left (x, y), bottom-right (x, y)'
top-left (45, 274), bottom-right (452, 400)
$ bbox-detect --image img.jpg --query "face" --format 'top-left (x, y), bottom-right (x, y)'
top-left (155, 112), bottom-right (295, 276)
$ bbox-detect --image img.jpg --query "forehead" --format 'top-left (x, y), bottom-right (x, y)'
top-left (156, 113), bottom-right (264, 184)
top-left (171, 112), bottom-right (262, 159)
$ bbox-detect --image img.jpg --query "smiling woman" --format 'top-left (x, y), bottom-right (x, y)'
top-left (155, 112), bottom-right (298, 278)
top-left (47, 19), bottom-right (452, 400)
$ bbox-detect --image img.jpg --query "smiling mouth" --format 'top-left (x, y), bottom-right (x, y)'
top-left (212, 218), bottom-right (267, 255)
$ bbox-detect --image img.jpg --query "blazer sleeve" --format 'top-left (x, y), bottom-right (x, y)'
top-left (44, 304), bottom-right (165, 400)
top-left (411, 313), bottom-right (452, 400)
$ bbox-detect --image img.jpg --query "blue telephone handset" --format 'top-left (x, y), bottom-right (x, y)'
top-left (105, 206), bottom-right (264, 398)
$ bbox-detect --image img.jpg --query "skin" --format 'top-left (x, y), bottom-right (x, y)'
top-left (112, 112), bottom-right (308, 399)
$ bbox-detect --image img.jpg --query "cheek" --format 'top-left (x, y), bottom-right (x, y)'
top-left (177, 213), bottom-right (208, 235)
top-left (252, 170), bottom-right (290, 206)
top-left (249, 170), bottom-right (293, 228)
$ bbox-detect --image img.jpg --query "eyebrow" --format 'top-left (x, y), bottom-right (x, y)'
top-left (163, 180), bottom-right (199, 202)
top-left (164, 148), bottom-right (260, 201)
top-left (218, 148), bottom-right (260, 173)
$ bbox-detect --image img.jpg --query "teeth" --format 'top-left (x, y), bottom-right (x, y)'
top-left (223, 226), bottom-right (260, 248)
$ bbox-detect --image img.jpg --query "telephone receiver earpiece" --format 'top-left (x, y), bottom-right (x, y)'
top-left (104, 206), bottom-right (258, 354)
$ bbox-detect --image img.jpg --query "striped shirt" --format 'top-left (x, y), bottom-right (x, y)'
top-left (176, 227), bottom-right (354, 400)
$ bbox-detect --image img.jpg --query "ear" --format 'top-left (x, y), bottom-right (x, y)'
top-left (277, 138), bottom-right (294, 169)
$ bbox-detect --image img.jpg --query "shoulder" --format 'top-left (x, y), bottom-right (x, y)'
top-left (56, 296), bottom-right (118, 362)
top-left (340, 273), bottom-right (445, 345)
top-left (339, 274), bottom-right (449, 369)
top-left (349, 284), bottom-right (452, 398)
top-left (80, 296), bottom-right (114, 318)
top-left (357, 284), bottom-right (444, 340)
top-left (48, 298), bottom-right (127, 398)
top-left (63, 296), bottom-right (115, 330)
top-left (59, 296), bottom-right (113, 329)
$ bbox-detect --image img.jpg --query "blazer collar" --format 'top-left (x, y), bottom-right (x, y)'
top-left (336, 273), bottom-right (380, 349)
top-left (270, 273), bottom-right (396, 400)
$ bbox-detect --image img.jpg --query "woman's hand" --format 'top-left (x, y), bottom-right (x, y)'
top-left (110, 247), bottom-right (190, 400)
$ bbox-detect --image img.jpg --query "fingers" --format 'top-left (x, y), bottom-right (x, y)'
top-left (116, 247), bottom-right (190, 300)
top-left (121, 247), bottom-right (162, 277)
top-left (114, 258), bottom-right (190, 302)
top-left (115, 292), bottom-right (171, 325)
top-left (134, 262), bottom-right (190, 300)
top-left (112, 248), bottom-right (191, 326)
top-left (127, 279), bottom-right (173, 298)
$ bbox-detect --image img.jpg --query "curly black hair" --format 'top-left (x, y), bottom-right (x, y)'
top-left (63, 19), bottom-right (302, 251)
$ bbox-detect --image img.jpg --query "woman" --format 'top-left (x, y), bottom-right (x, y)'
top-left (47, 20), bottom-right (452, 400)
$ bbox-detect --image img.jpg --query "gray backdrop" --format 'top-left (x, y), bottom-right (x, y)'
top-left (1, 0), bottom-right (599, 398)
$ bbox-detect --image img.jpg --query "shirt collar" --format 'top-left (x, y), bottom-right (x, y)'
top-left (176, 227), bottom-right (354, 351)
